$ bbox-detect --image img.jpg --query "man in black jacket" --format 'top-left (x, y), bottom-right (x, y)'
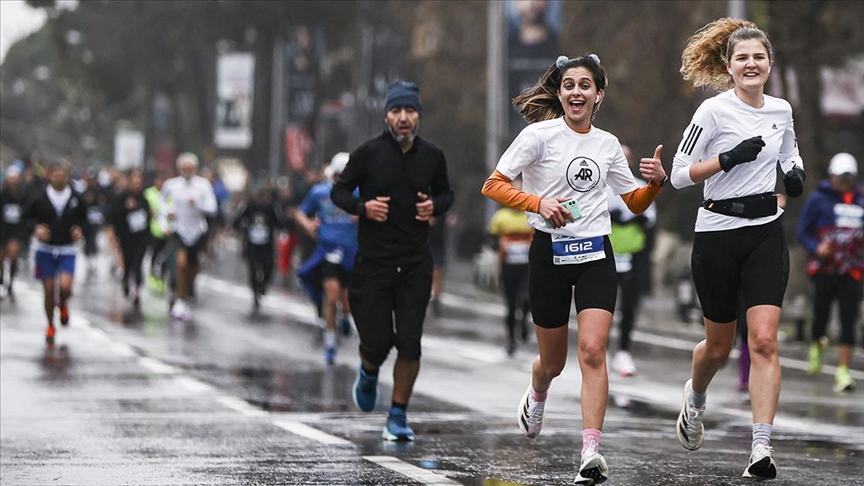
top-left (26, 160), bottom-right (89, 344)
top-left (331, 81), bottom-right (454, 441)
top-left (0, 165), bottom-right (29, 298)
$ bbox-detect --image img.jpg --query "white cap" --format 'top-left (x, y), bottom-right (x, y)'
top-left (5, 165), bottom-right (21, 178)
top-left (828, 152), bottom-right (857, 176)
top-left (325, 152), bottom-right (350, 179)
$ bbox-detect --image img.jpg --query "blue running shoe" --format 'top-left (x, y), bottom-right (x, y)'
top-left (352, 364), bottom-right (378, 412)
top-left (382, 408), bottom-right (415, 441)
top-left (324, 346), bottom-right (336, 365)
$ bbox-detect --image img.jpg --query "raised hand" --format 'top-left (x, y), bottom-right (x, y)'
top-left (639, 144), bottom-right (667, 183)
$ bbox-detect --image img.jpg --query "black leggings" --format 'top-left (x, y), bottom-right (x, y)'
top-left (149, 235), bottom-right (168, 279)
top-left (616, 268), bottom-right (640, 352)
top-left (121, 240), bottom-right (148, 288)
top-left (501, 263), bottom-right (530, 342)
top-left (811, 274), bottom-right (863, 346)
top-left (246, 245), bottom-right (274, 295)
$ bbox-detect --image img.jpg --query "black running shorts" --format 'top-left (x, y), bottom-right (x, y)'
top-left (691, 217), bottom-right (789, 323)
top-left (348, 253), bottom-right (433, 365)
top-left (528, 231), bottom-right (617, 328)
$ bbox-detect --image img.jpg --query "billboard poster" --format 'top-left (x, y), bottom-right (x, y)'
top-left (214, 52), bottom-right (255, 149)
top-left (114, 128), bottom-right (144, 170)
top-left (507, 0), bottom-right (561, 140)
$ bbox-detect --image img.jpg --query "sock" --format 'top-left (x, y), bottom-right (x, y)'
top-left (391, 402), bottom-right (407, 413)
top-left (581, 429), bottom-right (602, 458)
top-left (689, 387), bottom-right (707, 409)
top-left (323, 329), bottom-right (336, 348)
top-left (530, 386), bottom-right (548, 403)
top-left (752, 423), bottom-right (772, 449)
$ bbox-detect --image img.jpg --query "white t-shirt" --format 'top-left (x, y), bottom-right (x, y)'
top-left (670, 90), bottom-right (803, 232)
top-left (496, 118), bottom-right (641, 239)
top-left (161, 175), bottom-right (218, 244)
top-left (47, 186), bottom-right (72, 216)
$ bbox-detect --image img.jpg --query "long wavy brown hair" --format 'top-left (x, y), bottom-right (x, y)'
top-left (513, 54), bottom-right (608, 124)
top-left (680, 18), bottom-right (775, 91)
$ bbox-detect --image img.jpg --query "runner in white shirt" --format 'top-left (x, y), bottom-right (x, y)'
top-left (482, 53), bottom-right (666, 485)
top-left (669, 18), bottom-right (806, 481)
top-left (161, 152), bottom-right (218, 320)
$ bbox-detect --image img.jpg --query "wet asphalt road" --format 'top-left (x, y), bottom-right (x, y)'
top-left (1, 242), bottom-right (863, 485)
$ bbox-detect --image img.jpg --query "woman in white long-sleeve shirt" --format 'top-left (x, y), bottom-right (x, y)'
top-left (669, 18), bottom-right (805, 481)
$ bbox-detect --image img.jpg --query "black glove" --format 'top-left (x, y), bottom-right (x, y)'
top-left (719, 136), bottom-right (765, 172)
top-left (783, 166), bottom-right (806, 198)
top-left (609, 209), bottom-right (623, 224)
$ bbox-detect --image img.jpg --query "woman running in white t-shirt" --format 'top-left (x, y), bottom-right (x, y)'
top-left (670, 18), bottom-right (806, 481)
top-left (482, 53), bottom-right (666, 485)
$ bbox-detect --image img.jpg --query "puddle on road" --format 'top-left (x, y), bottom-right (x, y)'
top-left (204, 364), bottom-right (359, 413)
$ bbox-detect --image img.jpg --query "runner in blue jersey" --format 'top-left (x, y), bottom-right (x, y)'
top-left (296, 152), bottom-right (359, 365)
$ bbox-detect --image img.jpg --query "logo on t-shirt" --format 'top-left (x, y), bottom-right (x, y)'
top-left (566, 157), bottom-right (600, 192)
top-left (772, 123), bottom-right (778, 129)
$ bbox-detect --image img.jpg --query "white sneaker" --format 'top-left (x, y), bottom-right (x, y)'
top-left (517, 385), bottom-right (545, 439)
top-left (676, 379), bottom-right (705, 451)
top-left (742, 441), bottom-right (777, 479)
top-left (612, 350), bottom-right (637, 377)
top-left (171, 299), bottom-right (190, 321)
top-left (574, 440), bottom-right (609, 485)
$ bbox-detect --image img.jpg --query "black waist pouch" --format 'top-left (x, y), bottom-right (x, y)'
top-left (701, 192), bottom-right (777, 219)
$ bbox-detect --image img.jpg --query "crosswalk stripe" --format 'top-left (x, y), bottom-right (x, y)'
top-left (273, 420), bottom-right (352, 446)
top-left (363, 455), bottom-right (460, 485)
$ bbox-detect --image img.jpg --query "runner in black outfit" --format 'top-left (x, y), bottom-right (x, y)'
top-left (331, 81), bottom-right (454, 442)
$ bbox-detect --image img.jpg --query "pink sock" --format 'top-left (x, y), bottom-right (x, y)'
top-left (530, 386), bottom-right (548, 402)
top-left (582, 429), bottom-right (602, 457)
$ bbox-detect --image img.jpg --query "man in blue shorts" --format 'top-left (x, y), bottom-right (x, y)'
top-left (26, 160), bottom-right (89, 344)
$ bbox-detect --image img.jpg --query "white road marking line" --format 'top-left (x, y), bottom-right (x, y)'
top-left (363, 455), bottom-right (460, 485)
top-left (109, 342), bottom-right (137, 357)
top-left (272, 420), bottom-right (352, 446)
top-left (216, 395), bottom-right (269, 417)
top-left (174, 375), bottom-right (216, 394)
top-left (137, 357), bottom-right (176, 375)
